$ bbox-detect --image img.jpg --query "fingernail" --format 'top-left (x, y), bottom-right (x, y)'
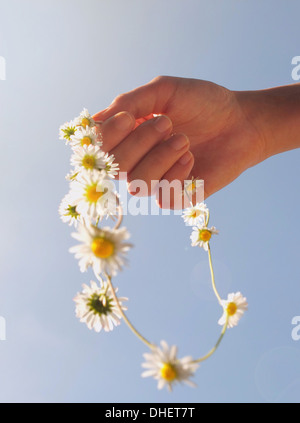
top-left (114, 111), bottom-right (135, 130)
top-left (178, 151), bottom-right (193, 165)
top-left (170, 134), bottom-right (189, 151)
top-left (155, 115), bottom-right (172, 133)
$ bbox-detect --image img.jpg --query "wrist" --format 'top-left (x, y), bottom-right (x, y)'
top-left (234, 84), bottom-right (300, 161)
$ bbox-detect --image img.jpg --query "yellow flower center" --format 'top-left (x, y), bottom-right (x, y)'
top-left (187, 181), bottom-right (196, 192)
top-left (82, 155), bottom-right (96, 169)
top-left (81, 117), bottom-right (90, 128)
top-left (199, 229), bottom-right (211, 242)
top-left (227, 302), bottom-right (237, 316)
top-left (85, 184), bottom-right (103, 203)
top-left (160, 363), bottom-right (177, 382)
top-left (81, 136), bottom-right (92, 146)
top-left (91, 237), bottom-right (115, 258)
top-left (191, 209), bottom-right (201, 219)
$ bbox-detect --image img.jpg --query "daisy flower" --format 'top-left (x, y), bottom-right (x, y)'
top-left (71, 144), bottom-right (106, 171)
top-left (70, 145), bottom-right (119, 178)
top-left (74, 108), bottom-right (95, 128)
top-left (69, 169), bottom-right (117, 220)
top-left (190, 224), bottom-right (219, 251)
top-left (218, 292), bottom-right (248, 329)
top-left (97, 151), bottom-right (119, 178)
top-left (59, 120), bottom-right (77, 143)
top-left (70, 126), bottom-right (101, 149)
top-left (182, 202), bottom-right (208, 226)
top-left (184, 177), bottom-right (202, 196)
top-left (69, 223), bottom-right (132, 276)
top-left (74, 279), bottom-right (127, 333)
top-left (141, 340), bottom-right (199, 391)
top-left (58, 194), bottom-right (82, 227)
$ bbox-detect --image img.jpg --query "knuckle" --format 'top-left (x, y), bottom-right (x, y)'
top-left (150, 75), bottom-right (176, 98)
top-left (151, 75), bottom-right (168, 85)
top-left (112, 92), bottom-right (128, 105)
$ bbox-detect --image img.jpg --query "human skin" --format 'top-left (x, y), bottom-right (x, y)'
top-left (93, 76), bottom-right (300, 206)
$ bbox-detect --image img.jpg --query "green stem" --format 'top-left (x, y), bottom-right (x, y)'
top-left (183, 185), bottom-right (193, 207)
top-left (113, 195), bottom-right (123, 230)
top-left (205, 209), bottom-right (210, 227)
top-left (193, 315), bottom-right (228, 363)
top-left (207, 244), bottom-right (222, 305)
top-left (103, 273), bottom-right (153, 349)
top-left (192, 244), bottom-right (227, 363)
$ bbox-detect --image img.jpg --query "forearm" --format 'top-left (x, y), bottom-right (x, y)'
top-left (235, 84), bottom-right (300, 160)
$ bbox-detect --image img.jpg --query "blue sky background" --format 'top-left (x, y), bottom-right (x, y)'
top-left (0, 0), bottom-right (300, 403)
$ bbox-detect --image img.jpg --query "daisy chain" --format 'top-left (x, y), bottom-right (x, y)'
top-left (58, 108), bottom-right (248, 392)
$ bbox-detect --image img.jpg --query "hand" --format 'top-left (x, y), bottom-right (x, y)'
top-left (92, 76), bottom-right (270, 205)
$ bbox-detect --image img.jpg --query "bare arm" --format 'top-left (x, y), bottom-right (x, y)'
top-left (236, 84), bottom-right (300, 159)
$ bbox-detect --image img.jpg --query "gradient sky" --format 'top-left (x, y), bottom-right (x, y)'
top-left (0, 0), bottom-right (300, 403)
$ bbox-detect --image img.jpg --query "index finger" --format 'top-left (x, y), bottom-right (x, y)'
top-left (92, 76), bottom-right (175, 122)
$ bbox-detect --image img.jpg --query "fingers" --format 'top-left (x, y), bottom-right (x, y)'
top-left (96, 111), bottom-right (136, 152)
top-left (96, 111), bottom-right (172, 153)
top-left (110, 115), bottom-right (173, 176)
top-left (156, 151), bottom-right (194, 209)
top-left (96, 109), bottom-right (194, 208)
top-left (92, 76), bottom-right (194, 209)
top-left (161, 150), bottom-right (194, 183)
top-left (127, 133), bottom-right (191, 196)
top-left (93, 76), bottom-right (176, 122)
